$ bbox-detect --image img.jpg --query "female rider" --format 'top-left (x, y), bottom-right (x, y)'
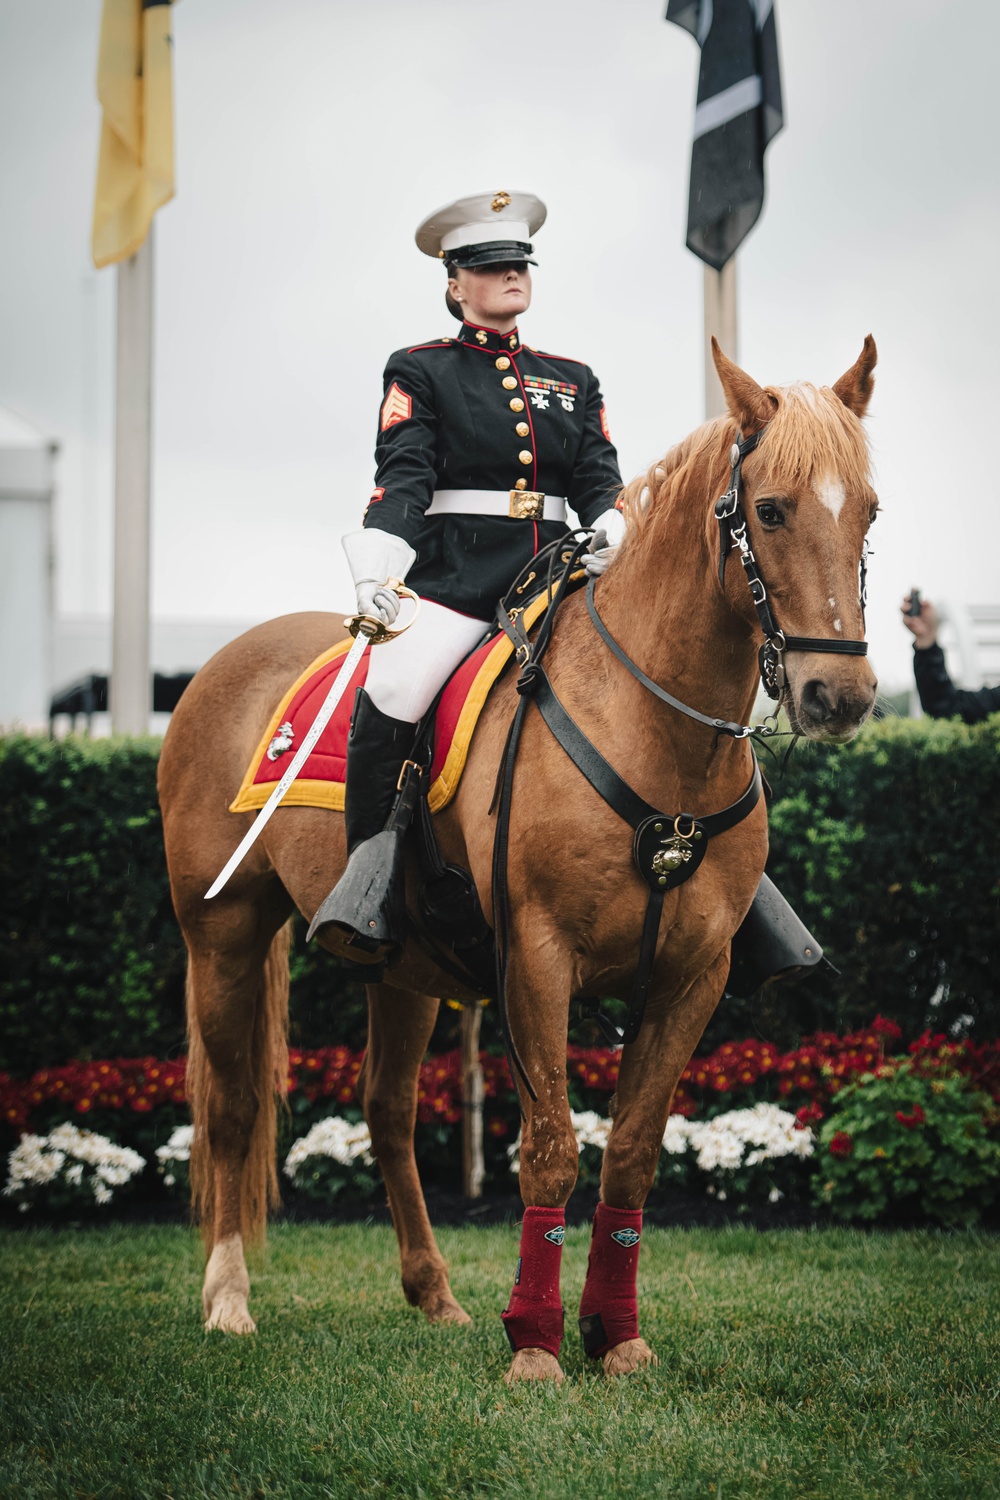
top-left (312, 190), bottom-right (626, 964)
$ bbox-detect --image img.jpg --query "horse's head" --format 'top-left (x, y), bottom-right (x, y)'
top-left (712, 337), bottom-right (880, 742)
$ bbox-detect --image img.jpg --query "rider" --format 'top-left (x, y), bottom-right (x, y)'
top-left (312, 190), bottom-right (626, 964)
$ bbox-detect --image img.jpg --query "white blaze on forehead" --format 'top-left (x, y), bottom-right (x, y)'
top-left (817, 474), bottom-right (846, 522)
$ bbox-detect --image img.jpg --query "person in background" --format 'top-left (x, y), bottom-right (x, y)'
top-left (901, 592), bottom-right (1000, 723)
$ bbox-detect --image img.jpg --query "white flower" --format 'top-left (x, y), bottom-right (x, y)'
top-left (155, 1124), bottom-right (194, 1168)
top-left (283, 1117), bottom-right (374, 1181)
top-left (661, 1103), bottom-right (813, 1175)
top-left (4, 1123), bottom-right (145, 1207)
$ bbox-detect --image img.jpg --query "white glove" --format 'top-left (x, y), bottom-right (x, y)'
top-left (583, 506), bottom-right (627, 576)
top-left (342, 527), bottom-right (417, 626)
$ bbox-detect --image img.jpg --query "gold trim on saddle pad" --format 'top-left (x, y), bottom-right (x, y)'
top-left (229, 590), bottom-right (558, 818)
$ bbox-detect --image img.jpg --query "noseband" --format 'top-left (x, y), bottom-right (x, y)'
top-left (714, 428), bottom-right (870, 700)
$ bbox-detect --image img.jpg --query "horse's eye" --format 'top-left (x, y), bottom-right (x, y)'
top-left (755, 502), bottom-right (783, 528)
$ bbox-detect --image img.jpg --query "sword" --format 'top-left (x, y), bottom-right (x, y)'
top-left (204, 581), bottom-right (419, 900)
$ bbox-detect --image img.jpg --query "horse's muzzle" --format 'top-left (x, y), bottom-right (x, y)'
top-left (789, 662), bottom-right (878, 741)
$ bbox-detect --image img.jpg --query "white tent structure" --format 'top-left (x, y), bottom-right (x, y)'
top-left (0, 404), bottom-right (57, 731)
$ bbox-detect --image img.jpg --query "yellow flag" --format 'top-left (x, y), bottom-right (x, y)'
top-left (91, 0), bottom-right (175, 269)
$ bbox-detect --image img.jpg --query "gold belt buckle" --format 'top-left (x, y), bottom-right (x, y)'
top-left (509, 489), bottom-right (545, 520)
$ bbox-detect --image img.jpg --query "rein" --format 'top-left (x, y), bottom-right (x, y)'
top-left (715, 428), bottom-right (870, 699)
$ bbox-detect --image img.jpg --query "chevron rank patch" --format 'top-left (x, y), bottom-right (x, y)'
top-left (381, 382), bottom-right (413, 431)
top-left (611, 1227), bottom-right (640, 1248)
top-left (543, 1225), bottom-right (566, 1246)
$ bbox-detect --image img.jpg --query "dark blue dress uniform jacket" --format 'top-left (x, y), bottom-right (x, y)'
top-left (363, 320), bottom-right (623, 620)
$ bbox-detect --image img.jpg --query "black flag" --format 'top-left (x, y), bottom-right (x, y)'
top-left (666, 0), bottom-right (783, 270)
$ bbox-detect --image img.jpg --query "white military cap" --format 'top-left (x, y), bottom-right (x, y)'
top-left (415, 190), bottom-right (547, 268)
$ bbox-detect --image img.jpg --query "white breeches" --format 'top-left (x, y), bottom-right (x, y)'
top-left (364, 598), bottom-right (490, 723)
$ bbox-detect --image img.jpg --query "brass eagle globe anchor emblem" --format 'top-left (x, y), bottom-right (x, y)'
top-left (650, 816), bottom-right (703, 879)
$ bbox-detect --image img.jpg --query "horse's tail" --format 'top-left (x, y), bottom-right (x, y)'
top-left (186, 920), bottom-right (292, 1249)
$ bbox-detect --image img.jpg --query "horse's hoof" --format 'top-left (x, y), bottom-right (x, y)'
top-left (204, 1295), bottom-right (257, 1335)
top-left (423, 1294), bottom-right (473, 1327)
top-left (505, 1347), bottom-right (565, 1386)
top-left (601, 1337), bottom-right (657, 1376)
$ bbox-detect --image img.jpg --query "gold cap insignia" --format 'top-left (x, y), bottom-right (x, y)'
top-left (491, 191), bottom-right (512, 213)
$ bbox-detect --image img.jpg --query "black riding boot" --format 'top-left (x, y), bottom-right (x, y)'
top-left (306, 688), bottom-right (414, 965)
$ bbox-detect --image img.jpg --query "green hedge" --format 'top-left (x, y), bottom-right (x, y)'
top-left (1, 716), bottom-right (998, 1074)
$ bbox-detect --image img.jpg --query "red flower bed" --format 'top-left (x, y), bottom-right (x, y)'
top-left (3, 1019), bottom-right (998, 1138)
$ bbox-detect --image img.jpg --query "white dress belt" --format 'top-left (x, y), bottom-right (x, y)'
top-left (426, 488), bottom-right (567, 522)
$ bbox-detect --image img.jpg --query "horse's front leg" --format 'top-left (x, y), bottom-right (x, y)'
top-left (501, 941), bottom-right (578, 1386)
top-left (585, 952), bottom-right (729, 1376)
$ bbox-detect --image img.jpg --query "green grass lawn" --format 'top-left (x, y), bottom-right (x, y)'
top-left (0, 1223), bottom-right (997, 1499)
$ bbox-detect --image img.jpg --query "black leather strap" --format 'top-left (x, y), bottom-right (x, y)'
top-left (782, 635), bottom-right (868, 656)
top-left (521, 662), bottom-right (762, 842)
top-left (517, 660), bottom-right (763, 1048)
top-left (585, 579), bottom-right (752, 740)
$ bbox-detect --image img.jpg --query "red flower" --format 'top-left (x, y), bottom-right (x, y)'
top-left (829, 1131), bottom-right (853, 1158)
top-left (895, 1104), bottom-right (926, 1129)
top-left (795, 1101), bottom-right (824, 1128)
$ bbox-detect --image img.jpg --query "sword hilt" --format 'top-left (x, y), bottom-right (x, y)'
top-left (345, 579), bottom-right (421, 645)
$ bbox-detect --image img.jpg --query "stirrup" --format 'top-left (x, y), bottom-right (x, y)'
top-left (307, 827), bottom-right (406, 965)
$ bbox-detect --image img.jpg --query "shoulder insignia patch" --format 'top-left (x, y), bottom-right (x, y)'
top-left (611, 1227), bottom-right (640, 1248)
top-left (543, 1225), bottom-right (566, 1246)
top-left (381, 382), bottom-right (413, 431)
top-left (600, 404), bottom-right (611, 442)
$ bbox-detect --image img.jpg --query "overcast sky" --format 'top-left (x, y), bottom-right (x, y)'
top-left (2, 0), bottom-right (998, 692)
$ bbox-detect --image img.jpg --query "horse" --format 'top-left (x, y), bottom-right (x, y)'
top-left (158, 338), bottom-right (879, 1383)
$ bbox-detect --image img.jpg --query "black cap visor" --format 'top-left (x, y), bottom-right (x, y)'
top-left (445, 239), bottom-right (536, 270)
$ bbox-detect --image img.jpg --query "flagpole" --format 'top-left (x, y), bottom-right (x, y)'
top-left (110, 224), bottom-right (154, 735)
top-left (703, 258), bottom-right (738, 420)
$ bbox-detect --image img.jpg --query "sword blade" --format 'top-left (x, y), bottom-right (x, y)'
top-left (204, 630), bottom-right (369, 900)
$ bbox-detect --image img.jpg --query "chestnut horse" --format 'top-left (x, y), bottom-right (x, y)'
top-left (159, 340), bottom-right (879, 1382)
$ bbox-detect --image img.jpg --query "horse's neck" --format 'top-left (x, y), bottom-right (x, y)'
top-left (584, 488), bottom-right (759, 791)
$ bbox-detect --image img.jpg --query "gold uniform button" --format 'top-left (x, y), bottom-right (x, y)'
top-left (502, 375), bottom-right (517, 390)
top-left (515, 422), bottom-right (529, 437)
top-left (518, 450), bottom-right (533, 465)
top-left (495, 356), bottom-right (510, 370)
top-left (509, 397), bottom-right (524, 412)
top-left (514, 478), bottom-right (528, 490)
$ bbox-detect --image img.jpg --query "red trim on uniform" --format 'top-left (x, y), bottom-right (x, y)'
top-left (370, 487), bottom-right (385, 503)
top-left (405, 341), bottom-right (453, 354)
top-left (600, 404), bottom-right (611, 442)
top-left (381, 382), bottom-right (413, 431)
top-left (511, 355), bottom-right (538, 493)
top-left (532, 351), bottom-right (589, 368)
top-left (462, 320), bottom-right (520, 339)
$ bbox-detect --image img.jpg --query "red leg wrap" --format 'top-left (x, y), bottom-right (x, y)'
top-left (500, 1206), bottom-right (566, 1357)
top-left (577, 1203), bottom-right (643, 1358)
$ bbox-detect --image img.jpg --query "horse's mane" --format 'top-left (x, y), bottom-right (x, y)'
top-left (620, 383), bottom-right (876, 533)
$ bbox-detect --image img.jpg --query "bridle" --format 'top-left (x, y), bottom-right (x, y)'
top-left (714, 427), bottom-right (870, 702)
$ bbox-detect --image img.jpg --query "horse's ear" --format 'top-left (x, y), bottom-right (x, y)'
top-left (832, 335), bottom-right (877, 417)
top-left (711, 337), bottom-right (778, 434)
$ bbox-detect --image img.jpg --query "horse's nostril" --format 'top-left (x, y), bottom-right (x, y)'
top-left (801, 679), bottom-right (834, 721)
